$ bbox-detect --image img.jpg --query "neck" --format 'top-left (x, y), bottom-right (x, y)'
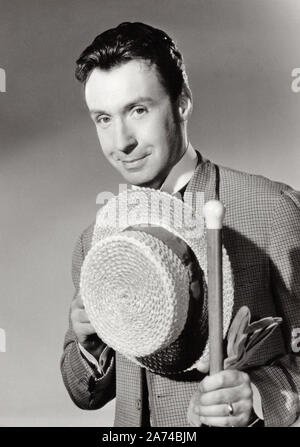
top-left (154, 143), bottom-right (188, 190)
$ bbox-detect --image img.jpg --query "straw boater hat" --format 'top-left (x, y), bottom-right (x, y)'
top-left (80, 188), bottom-right (234, 376)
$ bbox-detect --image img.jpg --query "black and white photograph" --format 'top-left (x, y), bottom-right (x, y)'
top-left (1, 0), bottom-right (300, 431)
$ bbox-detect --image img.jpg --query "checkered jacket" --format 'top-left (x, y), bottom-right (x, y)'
top-left (61, 158), bottom-right (300, 427)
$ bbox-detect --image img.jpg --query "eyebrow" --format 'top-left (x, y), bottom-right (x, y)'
top-left (89, 96), bottom-right (154, 116)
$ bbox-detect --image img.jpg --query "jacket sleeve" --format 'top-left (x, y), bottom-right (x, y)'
top-left (60, 229), bottom-right (116, 410)
top-left (249, 189), bottom-right (300, 426)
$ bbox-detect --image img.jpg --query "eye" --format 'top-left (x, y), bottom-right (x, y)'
top-left (132, 106), bottom-right (147, 118)
top-left (96, 115), bottom-right (111, 128)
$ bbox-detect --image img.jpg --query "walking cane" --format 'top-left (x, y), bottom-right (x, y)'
top-left (203, 200), bottom-right (226, 374)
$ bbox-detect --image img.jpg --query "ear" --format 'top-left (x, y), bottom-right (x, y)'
top-left (177, 85), bottom-right (193, 121)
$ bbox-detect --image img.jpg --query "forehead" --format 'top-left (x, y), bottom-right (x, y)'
top-left (84, 60), bottom-right (167, 112)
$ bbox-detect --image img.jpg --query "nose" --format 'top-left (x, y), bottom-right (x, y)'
top-left (114, 117), bottom-right (137, 155)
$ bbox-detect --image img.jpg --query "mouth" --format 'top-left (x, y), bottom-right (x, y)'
top-left (122, 154), bottom-right (150, 170)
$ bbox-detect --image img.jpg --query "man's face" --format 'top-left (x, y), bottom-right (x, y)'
top-left (85, 60), bottom-right (187, 188)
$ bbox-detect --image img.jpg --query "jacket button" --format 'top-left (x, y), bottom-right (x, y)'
top-left (136, 399), bottom-right (141, 410)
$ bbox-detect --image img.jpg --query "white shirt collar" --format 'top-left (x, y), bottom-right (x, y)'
top-left (131, 143), bottom-right (198, 195)
top-left (159, 143), bottom-right (198, 195)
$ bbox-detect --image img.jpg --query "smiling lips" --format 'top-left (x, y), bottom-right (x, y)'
top-left (122, 154), bottom-right (150, 169)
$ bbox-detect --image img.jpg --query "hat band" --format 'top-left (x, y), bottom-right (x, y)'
top-left (126, 225), bottom-right (194, 271)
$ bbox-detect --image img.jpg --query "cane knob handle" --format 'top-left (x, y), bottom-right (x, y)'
top-left (203, 200), bottom-right (226, 229)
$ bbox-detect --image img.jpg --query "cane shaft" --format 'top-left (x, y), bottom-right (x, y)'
top-left (207, 229), bottom-right (223, 374)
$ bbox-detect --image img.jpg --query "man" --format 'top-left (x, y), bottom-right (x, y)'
top-left (61, 22), bottom-right (300, 427)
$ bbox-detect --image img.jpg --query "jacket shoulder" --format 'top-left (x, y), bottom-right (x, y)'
top-left (218, 163), bottom-right (293, 199)
top-left (283, 189), bottom-right (300, 209)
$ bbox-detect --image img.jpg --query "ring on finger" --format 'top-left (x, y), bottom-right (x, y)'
top-left (227, 402), bottom-right (234, 416)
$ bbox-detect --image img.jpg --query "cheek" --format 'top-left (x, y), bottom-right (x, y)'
top-left (96, 129), bottom-right (111, 155)
top-left (138, 113), bottom-right (172, 148)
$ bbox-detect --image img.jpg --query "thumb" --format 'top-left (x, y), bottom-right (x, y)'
top-left (195, 357), bottom-right (209, 374)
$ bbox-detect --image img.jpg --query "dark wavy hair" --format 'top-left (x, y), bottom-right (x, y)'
top-left (75, 22), bottom-right (189, 102)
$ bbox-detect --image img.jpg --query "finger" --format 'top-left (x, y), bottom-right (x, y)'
top-left (187, 402), bottom-right (202, 427)
top-left (197, 384), bottom-right (252, 406)
top-left (84, 323), bottom-right (97, 335)
top-left (71, 308), bottom-right (90, 324)
top-left (200, 370), bottom-right (250, 393)
top-left (77, 322), bottom-right (96, 336)
top-left (193, 400), bottom-right (250, 417)
top-left (200, 413), bottom-right (250, 427)
top-left (199, 416), bottom-right (235, 427)
top-left (72, 293), bottom-right (84, 309)
top-left (195, 358), bottom-right (210, 374)
top-left (77, 309), bottom-right (90, 323)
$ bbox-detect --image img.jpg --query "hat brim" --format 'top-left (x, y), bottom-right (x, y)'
top-left (81, 188), bottom-right (234, 375)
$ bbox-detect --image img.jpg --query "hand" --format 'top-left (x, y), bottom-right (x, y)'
top-left (70, 293), bottom-right (101, 356)
top-left (187, 370), bottom-right (253, 427)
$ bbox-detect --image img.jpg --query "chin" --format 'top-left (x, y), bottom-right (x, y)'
top-left (122, 171), bottom-right (157, 188)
